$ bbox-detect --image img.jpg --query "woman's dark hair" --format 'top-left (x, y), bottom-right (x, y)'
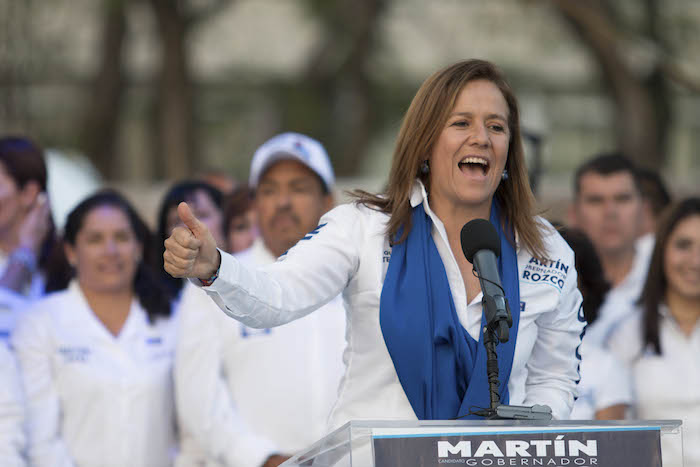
top-left (0, 136), bottom-right (59, 274)
top-left (153, 180), bottom-right (223, 299)
top-left (45, 189), bottom-right (172, 323)
top-left (640, 197), bottom-right (700, 355)
top-left (223, 186), bottom-right (254, 239)
top-left (558, 226), bottom-right (611, 325)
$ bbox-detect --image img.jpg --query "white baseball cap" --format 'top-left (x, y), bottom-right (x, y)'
top-left (249, 132), bottom-right (335, 191)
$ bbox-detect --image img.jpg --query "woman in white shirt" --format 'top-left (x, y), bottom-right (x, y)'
top-left (12, 190), bottom-right (178, 467)
top-left (609, 197), bottom-right (700, 467)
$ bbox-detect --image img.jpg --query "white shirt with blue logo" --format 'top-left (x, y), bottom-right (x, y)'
top-left (10, 281), bottom-right (178, 467)
top-left (175, 238), bottom-right (346, 467)
top-left (199, 181), bottom-right (584, 428)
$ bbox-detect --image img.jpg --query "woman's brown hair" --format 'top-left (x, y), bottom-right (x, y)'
top-left (640, 197), bottom-right (700, 355)
top-left (351, 59), bottom-right (545, 258)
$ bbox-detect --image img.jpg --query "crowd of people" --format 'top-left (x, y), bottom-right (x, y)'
top-left (0, 58), bottom-right (698, 467)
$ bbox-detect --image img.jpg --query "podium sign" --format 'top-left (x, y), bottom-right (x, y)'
top-left (281, 420), bottom-right (681, 467)
top-left (372, 426), bottom-right (661, 467)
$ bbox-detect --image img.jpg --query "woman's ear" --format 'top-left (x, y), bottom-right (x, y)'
top-left (64, 242), bottom-right (77, 269)
top-left (19, 180), bottom-right (42, 210)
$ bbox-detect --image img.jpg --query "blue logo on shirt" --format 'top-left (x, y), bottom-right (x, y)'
top-left (59, 346), bottom-right (91, 363)
top-left (240, 325), bottom-right (272, 338)
top-left (521, 257), bottom-right (569, 290)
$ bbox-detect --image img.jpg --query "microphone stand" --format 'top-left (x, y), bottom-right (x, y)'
top-left (479, 292), bottom-right (552, 421)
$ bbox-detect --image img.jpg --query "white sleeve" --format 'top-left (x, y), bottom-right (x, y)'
top-left (10, 311), bottom-right (75, 467)
top-left (0, 342), bottom-right (26, 467)
top-left (522, 250), bottom-right (585, 420)
top-left (202, 204), bottom-right (362, 329)
top-left (175, 291), bottom-right (278, 467)
top-left (592, 350), bottom-right (632, 412)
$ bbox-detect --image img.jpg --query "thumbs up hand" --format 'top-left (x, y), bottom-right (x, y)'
top-left (164, 202), bottom-right (220, 279)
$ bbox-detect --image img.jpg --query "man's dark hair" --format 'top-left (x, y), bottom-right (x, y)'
top-left (573, 152), bottom-right (642, 196)
top-left (636, 168), bottom-right (671, 216)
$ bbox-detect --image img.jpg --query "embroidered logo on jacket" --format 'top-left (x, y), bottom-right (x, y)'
top-left (521, 257), bottom-right (569, 290)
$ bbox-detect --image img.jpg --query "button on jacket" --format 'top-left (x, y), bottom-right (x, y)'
top-left (200, 181), bottom-right (584, 426)
top-left (11, 281), bottom-right (178, 467)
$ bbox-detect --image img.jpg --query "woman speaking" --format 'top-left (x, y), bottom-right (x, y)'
top-left (164, 59), bottom-right (584, 425)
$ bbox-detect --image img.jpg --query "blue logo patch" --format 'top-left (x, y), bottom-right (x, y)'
top-left (521, 257), bottom-right (569, 290)
top-left (240, 325), bottom-right (272, 338)
top-left (146, 337), bottom-right (162, 345)
top-left (59, 346), bottom-right (91, 363)
top-left (294, 141), bottom-right (311, 160)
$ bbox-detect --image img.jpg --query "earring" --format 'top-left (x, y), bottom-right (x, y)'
top-left (501, 169), bottom-right (509, 181)
top-left (420, 160), bottom-right (430, 175)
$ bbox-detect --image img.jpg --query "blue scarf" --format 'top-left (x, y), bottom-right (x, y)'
top-left (379, 200), bottom-right (520, 420)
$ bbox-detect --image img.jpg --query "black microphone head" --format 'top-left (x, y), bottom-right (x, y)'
top-left (461, 219), bottom-right (501, 263)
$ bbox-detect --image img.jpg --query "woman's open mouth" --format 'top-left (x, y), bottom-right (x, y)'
top-left (457, 156), bottom-right (489, 176)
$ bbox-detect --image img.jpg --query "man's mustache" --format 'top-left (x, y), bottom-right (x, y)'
top-left (270, 209), bottom-right (301, 226)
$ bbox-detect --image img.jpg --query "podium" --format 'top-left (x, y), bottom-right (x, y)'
top-left (281, 420), bottom-right (683, 467)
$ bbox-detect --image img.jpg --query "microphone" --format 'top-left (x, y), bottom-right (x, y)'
top-left (460, 219), bottom-right (512, 342)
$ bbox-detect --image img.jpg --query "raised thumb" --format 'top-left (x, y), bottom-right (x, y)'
top-left (177, 202), bottom-right (206, 238)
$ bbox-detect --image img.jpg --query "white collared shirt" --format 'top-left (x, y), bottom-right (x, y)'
top-left (0, 341), bottom-right (25, 466)
top-left (11, 281), bottom-right (178, 467)
top-left (585, 234), bottom-right (654, 348)
top-left (609, 305), bottom-right (700, 467)
top-left (200, 181), bottom-right (584, 427)
top-left (175, 238), bottom-right (346, 467)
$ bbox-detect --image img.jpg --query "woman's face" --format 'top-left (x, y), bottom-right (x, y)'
top-left (428, 79), bottom-right (510, 218)
top-left (227, 210), bottom-right (257, 254)
top-left (0, 163), bottom-right (23, 237)
top-left (66, 205), bottom-right (141, 295)
top-left (664, 214), bottom-right (700, 302)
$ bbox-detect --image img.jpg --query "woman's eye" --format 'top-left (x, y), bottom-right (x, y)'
top-left (490, 124), bottom-right (505, 132)
top-left (451, 120), bottom-right (468, 128)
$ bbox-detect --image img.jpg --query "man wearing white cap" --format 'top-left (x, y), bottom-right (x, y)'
top-left (175, 133), bottom-right (346, 467)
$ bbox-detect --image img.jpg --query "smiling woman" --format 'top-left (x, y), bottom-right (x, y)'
top-left (609, 197), bottom-right (700, 467)
top-left (11, 190), bottom-right (178, 467)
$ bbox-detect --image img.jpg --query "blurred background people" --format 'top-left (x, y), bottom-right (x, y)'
top-left (0, 341), bottom-right (26, 466)
top-left (197, 169), bottom-right (238, 196)
top-left (154, 181), bottom-right (225, 301)
top-left (569, 153), bottom-right (651, 346)
top-left (609, 197), bottom-right (700, 467)
top-left (11, 190), bottom-right (177, 467)
top-left (0, 136), bottom-right (58, 342)
top-left (175, 132), bottom-right (346, 467)
top-left (559, 227), bottom-right (631, 420)
top-left (636, 167), bottom-right (672, 239)
top-left (223, 186), bottom-right (257, 254)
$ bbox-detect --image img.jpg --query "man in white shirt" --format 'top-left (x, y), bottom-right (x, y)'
top-left (175, 133), bottom-right (346, 467)
top-left (568, 153), bottom-right (652, 346)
